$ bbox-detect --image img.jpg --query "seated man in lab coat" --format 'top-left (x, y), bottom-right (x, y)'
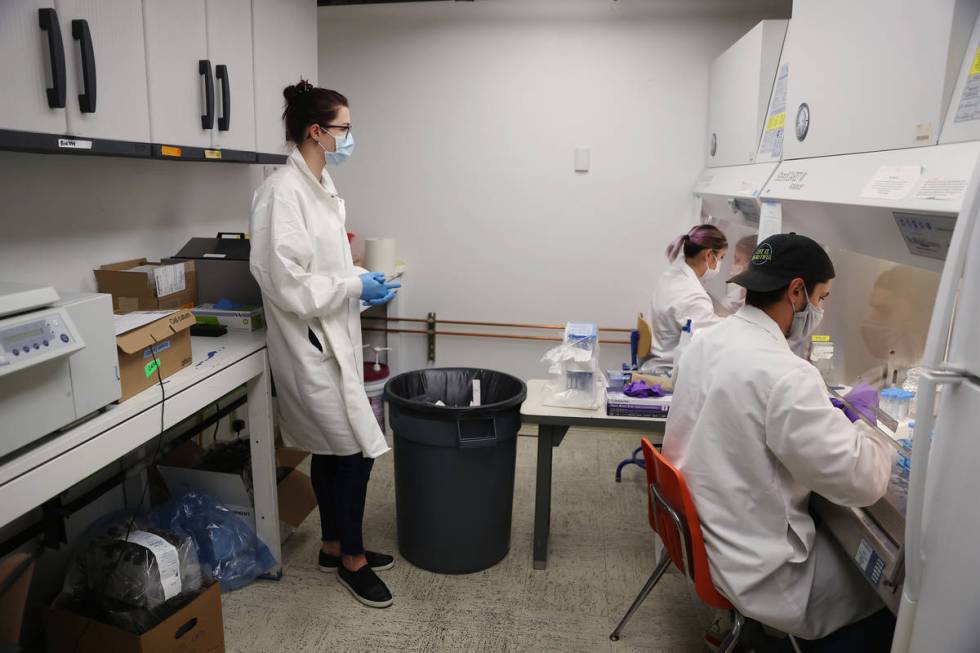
top-left (662, 234), bottom-right (896, 652)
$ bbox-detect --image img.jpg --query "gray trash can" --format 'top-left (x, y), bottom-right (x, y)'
top-left (385, 368), bottom-right (527, 574)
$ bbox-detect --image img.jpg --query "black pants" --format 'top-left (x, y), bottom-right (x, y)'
top-left (310, 453), bottom-right (375, 556)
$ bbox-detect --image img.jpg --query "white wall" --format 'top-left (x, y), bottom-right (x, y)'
top-left (0, 151), bottom-right (262, 292)
top-left (319, 0), bottom-right (788, 380)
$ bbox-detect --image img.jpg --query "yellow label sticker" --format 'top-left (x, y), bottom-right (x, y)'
top-left (204, 149), bottom-right (222, 160)
top-left (811, 335), bottom-right (831, 342)
top-left (161, 145), bottom-right (182, 157)
top-left (970, 46), bottom-right (980, 76)
top-left (766, 112), bottom-right (786, 131)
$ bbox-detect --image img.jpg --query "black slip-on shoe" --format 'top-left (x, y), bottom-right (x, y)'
top-left (319, 550), bottom-right (395, 573)
top-left (337, 565), bottom-right (394, 608)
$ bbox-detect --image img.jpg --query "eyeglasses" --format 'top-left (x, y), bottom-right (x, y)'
top-left (320, 124), bottom-right (352, 139)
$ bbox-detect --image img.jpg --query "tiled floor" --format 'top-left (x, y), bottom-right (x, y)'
top-left (222, 428), bottom-right (710, 652)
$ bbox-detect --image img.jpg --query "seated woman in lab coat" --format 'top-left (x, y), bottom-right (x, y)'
top-left (663, 234), bottom-right (896, 652)
top-left (649, 224), bottom-right (728, 361)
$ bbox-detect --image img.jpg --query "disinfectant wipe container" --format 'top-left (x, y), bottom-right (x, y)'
top-left (385, 368), bottom-right (527, 574)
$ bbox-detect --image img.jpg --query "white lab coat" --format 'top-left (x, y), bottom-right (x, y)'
top-left (249, 148), bottom-right (389, 459)
top-left (662, 305), bottom-right (894, 639)
top-left (650, 259), bottom-right (723, 361)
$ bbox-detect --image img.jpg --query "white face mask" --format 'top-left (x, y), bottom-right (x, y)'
top-left (700, 251), bottom-right (721, 281)
top-left (787, 286), bottom-right (824, 345)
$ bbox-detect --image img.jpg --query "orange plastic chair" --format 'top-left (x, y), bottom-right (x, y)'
top-left (610, 437), bottom-right (744, 651)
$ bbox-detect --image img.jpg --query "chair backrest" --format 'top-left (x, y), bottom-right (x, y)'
top-left (640, 437), bottom-right (732, 609)
top-left (636, 313), bottom-right (653, 358)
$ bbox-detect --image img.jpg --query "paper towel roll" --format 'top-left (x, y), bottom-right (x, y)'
top-left (364, 238), bottom-right (396, 275)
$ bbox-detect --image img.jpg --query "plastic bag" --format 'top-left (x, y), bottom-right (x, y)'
top-left (55, 516), bottom-right (207, 634)
top-left (541, 323), bottom-right (606, 410)
top-left (149, 491), bottom-right (277, 592)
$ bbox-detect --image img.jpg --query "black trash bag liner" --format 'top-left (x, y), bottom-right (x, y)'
top-left (385, 368), bottom-right (526, 414)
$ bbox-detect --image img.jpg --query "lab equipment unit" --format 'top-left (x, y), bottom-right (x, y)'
top-left (0, 285), bottom-right (120, 459)
top-left (891, 159), bottom-right (980, 653)
top-left (771, 0), bottom-right (979, 160)
top-left (169, 234), bottom-right (261, 306)
top-left (940, 11), bottom-right (980, 145)
top-left (705, 20), bottom-right (787, 168)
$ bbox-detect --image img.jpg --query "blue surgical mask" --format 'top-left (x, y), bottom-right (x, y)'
top-left (318, 130), bottom-right (354, 166)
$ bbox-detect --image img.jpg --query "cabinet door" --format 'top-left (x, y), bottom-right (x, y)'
top-left (0, 1), bottom-right (69, 136)
top-left (57, 0), bottom-right (151, 144)
top-left (142, 0), bottom-right (210, 149)
top-left (252, 0), bottom-right (317, 159)
top-left (206, 0), bottom-right (256, 156)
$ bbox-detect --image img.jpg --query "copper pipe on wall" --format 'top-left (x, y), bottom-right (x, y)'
top-left (362, 315), bottom-right (631, 333)
top-left (362, 326), bottom-right (630, 346)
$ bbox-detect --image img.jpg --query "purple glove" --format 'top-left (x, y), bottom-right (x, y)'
top-left (623, 380), bottom-right (664, 398)
top-left (831, 383), bottom-right (878, 424)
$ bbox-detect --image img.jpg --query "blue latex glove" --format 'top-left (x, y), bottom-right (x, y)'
top-left (831, 383), bottom-right (878, 424)
top-left (359, 272), bottom-right (401, 306)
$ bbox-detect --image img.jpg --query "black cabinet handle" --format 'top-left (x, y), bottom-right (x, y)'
top-left (71, 19), bottom-right (96, 113)
top-left (38, 8), bottom-right (66, 109)
top-left (216, 64), bottom-right (230, 131)
top-left (199, 59), bottom-right (214, 130)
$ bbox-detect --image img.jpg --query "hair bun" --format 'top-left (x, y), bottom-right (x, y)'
top-left (283, 79), bottom-right (314, 103)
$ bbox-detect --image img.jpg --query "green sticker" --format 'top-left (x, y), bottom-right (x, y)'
top-left (145, 359), bottom-right (161, 378)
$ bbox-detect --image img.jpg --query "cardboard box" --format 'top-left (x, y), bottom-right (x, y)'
top-left (46, 582), bottom-right (224, 653)
top-left (116, 310), bottom-right (195, 401)
top-left (192, 304), bottom-right (265, 332)
top-left (158, 443), bottom-right (317, 531)
top-left (95, 259), bottom-right (197, 313)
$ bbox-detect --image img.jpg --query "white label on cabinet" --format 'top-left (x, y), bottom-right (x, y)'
top-left (758, 200), bottom-right (783, 241)
top-left (58, 138), bottom-right (92, 150)
top-left (955, 46), bottom-right (980, 123)
top-left (760, 64), bottom-right (789, 157)
top-left (860, 166), bottom-right (921, 201)
top-left (913, 177), bottom-right (969, 201)
top-left (893, 212), bottom-right (956, 260)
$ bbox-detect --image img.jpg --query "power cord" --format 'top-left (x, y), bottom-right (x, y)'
top-left (71, 335), bottom-right (168, 652)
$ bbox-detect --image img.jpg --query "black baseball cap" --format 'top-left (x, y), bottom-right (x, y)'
top-left (729, 233), bottom-right (835, 291)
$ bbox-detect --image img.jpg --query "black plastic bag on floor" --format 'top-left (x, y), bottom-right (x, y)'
top-left (54, 516), bottom-right (208, 634)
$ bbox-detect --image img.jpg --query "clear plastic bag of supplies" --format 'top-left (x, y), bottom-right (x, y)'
top-left (541, 323), bottom-right (606, 410)
top-left (54, 515), bottom-right (208, 634)
top-left (148, 491), bottom-right (277, 592)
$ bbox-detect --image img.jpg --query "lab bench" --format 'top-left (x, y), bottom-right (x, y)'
top-left (0, 330), bottom-right (283, 574)
top-left (521, 379), bottom-right (666, 570)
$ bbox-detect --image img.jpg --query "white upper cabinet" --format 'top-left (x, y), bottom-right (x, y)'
top-left (0, 2), bottom-right (70, 136)
top-left (940, 12), bottom-right (980, 144)
top-left (777, 0), bottom-right (979, 160)
top-left (706, 20), bottom-right (787, 168)
top-left (206, 0), bottom-right (256, 154)
top-left (252, 0), bottom-right (317, 158)
top-left (142, 0), bottom-right (211, 150)
top-left (57, 0), bottom-right (151, 144)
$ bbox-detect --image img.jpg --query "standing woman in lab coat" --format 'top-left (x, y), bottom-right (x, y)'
top-left (649, 224), bottom-right (728, 361)
top-left (249, 80), bottom-right (401, 609)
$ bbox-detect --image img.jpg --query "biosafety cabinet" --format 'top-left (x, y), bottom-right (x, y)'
top-left (772, 0), bottom-right (980, 160)
top-left (705, 20), bottom-right (787, 167)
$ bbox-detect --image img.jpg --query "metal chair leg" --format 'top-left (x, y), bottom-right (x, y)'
top-left (610, 550), bottom-right (672, 642)
top-left (789, 634), bottom-right (803, 653)
top-left (615, 447), bottom-right (646, 483)
top-left (717, 611), bottom-right (745, 653)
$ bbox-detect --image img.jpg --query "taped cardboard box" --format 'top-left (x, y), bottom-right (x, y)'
top-left (116, 310), bottom-right (195, 401)
top-left (157, 442), bottom-right (317, 536)
top-left (95, 259), bottom-right (197, 313)
top-left (46, 582), bottom-right (224, 653)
